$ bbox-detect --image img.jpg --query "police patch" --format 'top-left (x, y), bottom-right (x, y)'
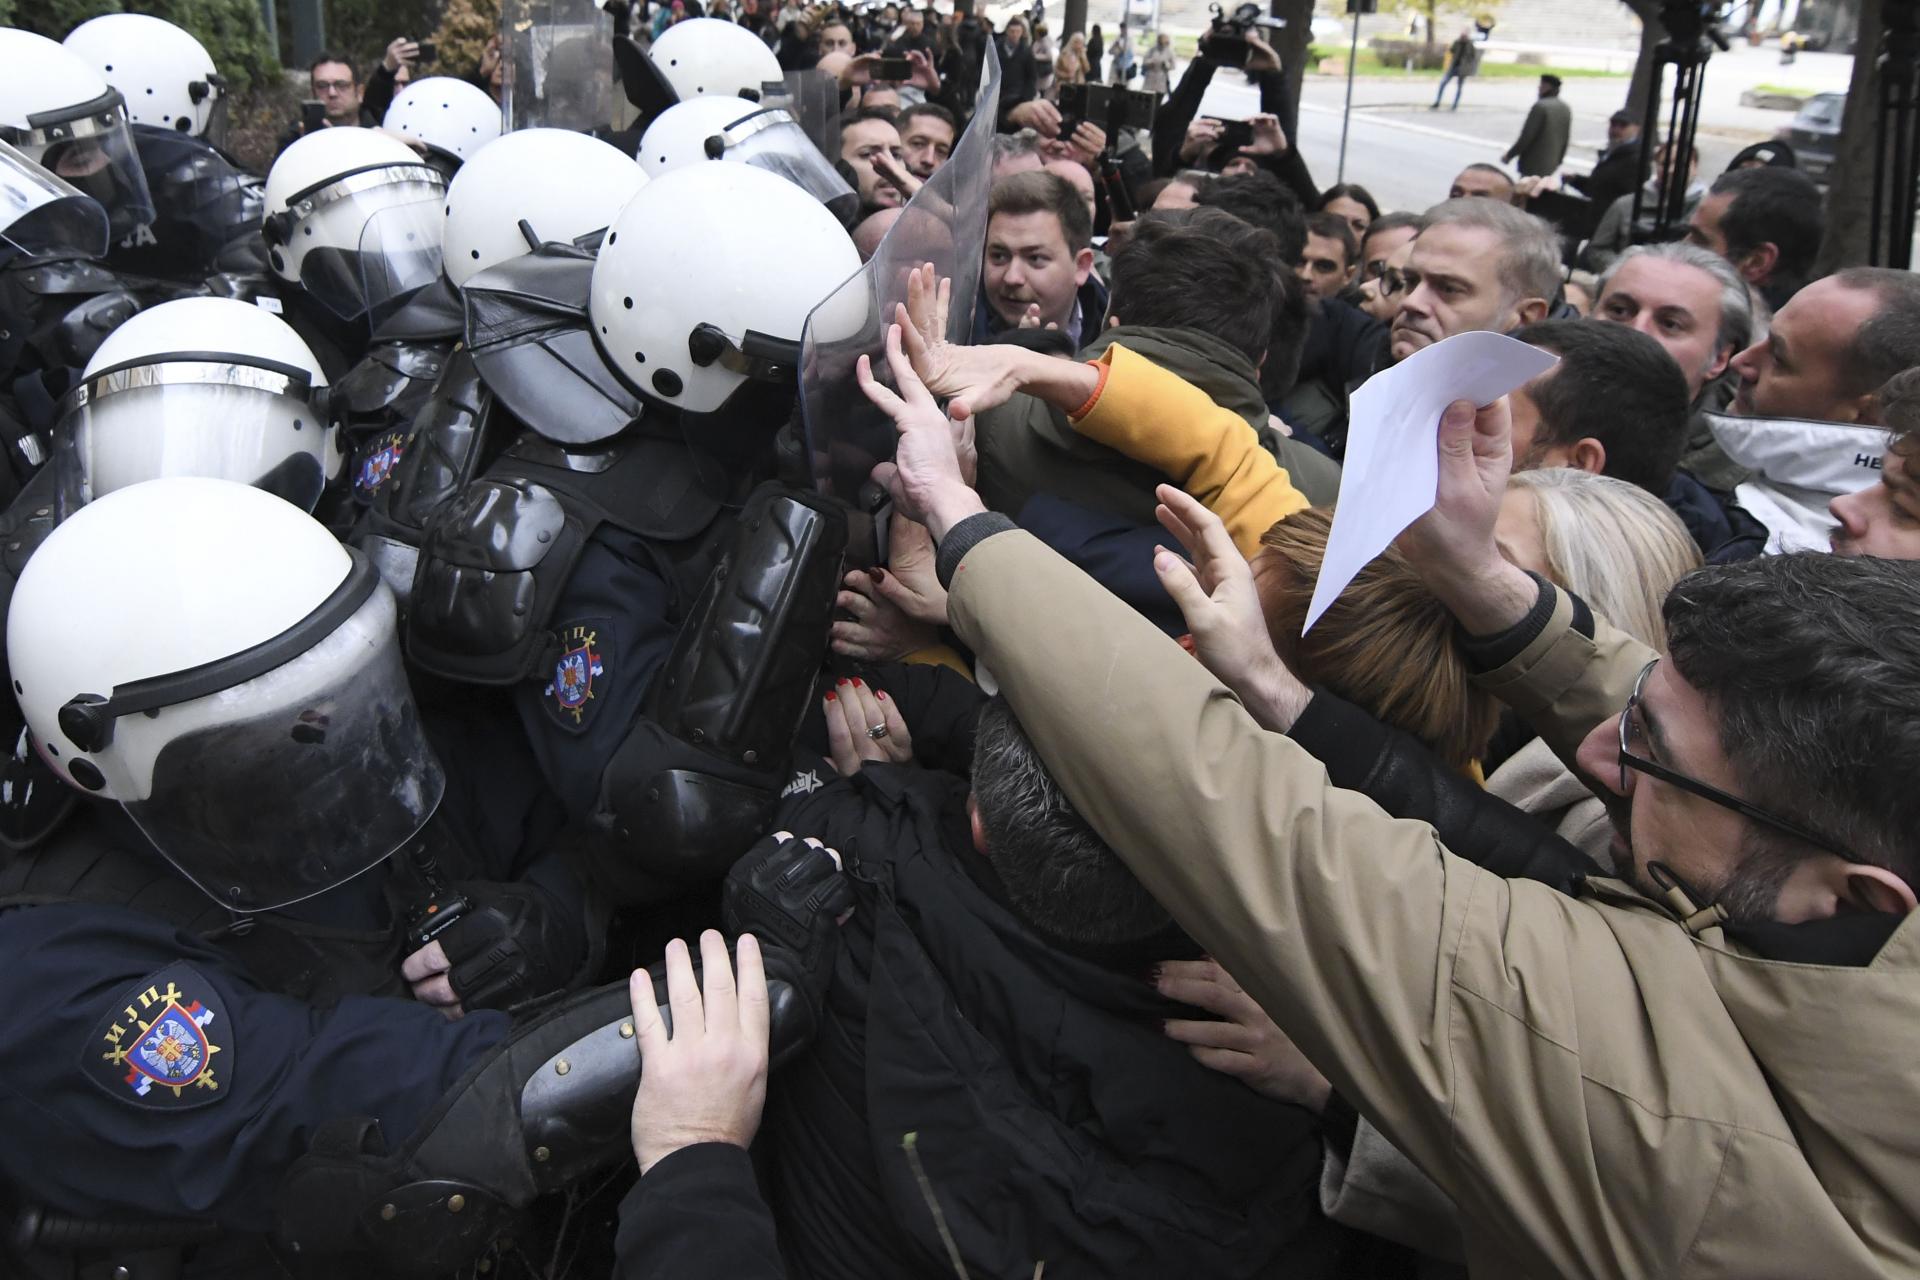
top-left (83, 963), bottom-right (231, 1111)
top-left (353, 430), bottom-right (409, 499)
top-left (542, 621), bottom-right (611, 732)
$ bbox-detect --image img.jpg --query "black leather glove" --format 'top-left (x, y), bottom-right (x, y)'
top-left (721, 832), bottom-right (855, 1012)
top-left (437, 880), bottom-right (588, 1015)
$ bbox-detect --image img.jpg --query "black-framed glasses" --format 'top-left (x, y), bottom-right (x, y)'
top-left (1363, 260), bottom-right (1418, 298)
top-left (1618, 658), bottom-right (1854, 859)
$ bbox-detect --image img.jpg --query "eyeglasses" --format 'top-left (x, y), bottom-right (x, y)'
top-left (1617, 658), bottom-right (1854, 858)
top-left (312, 78), bottom-right (356, 93)
top-left (1363, 260), bottom-right (1418, 298)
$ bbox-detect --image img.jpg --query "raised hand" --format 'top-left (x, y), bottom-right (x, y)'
top-left (1151, 484), bottom-right (1310, 732)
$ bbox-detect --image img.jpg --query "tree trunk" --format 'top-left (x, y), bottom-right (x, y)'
top-left (1815, 0), bottom-right (1884, 272)
top-left (1272, 0), bottom-right (1314, 142)
top-left (1062, 0), bottom-right (1086, 38)
top-left (1424, 0), bottom-right (1437, 50)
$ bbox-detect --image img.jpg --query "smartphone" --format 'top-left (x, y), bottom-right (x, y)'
top-left (300, 99), bottom-right (325, 133)
top-left (874, 55), bottom-right (912, 80)
top-left (1206, 116), bottom-right (1254, 151)
top-left (416, 39), bottom-right (438, 64)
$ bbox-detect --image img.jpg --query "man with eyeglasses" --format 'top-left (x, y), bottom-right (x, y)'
top-left (275, 52), bottom-right (375, 156)
top-left (861, 318), bottom-right (1920, 1274)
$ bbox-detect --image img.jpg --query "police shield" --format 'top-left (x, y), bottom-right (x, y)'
top-left (798, 39), bottom-right (1000, 503)
top-left (501, 0), bottom-right (624, 135)
top-left (759, 69), bottom-right (843, 173)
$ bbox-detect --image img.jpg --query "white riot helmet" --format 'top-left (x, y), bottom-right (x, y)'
top-left (648, 18), bottom-right (782, 103)
top-left (0, 138), bottom-right (109, 261)
top-left (589, 161), bottom-right (860, 415)
top-left (8, 477), bottom-right (444, 910)
top-left (263, 126), bottom-right (446, 322)
top-left (637, 95), bottom-right (856, 224)
top-left (381, 76), bottom-right (503, 172)
top-left (443, 128), bottom-right (648, 289)
top-left (62, 14), bottom-right (227, 143)
top-left (53, 297), bottom-right (333, 517)
top-left (0, 28), bottom-right (155, 243)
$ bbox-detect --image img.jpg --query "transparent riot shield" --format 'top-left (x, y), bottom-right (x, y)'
top-left (760, 69), bottom-right (843, 174)
top-left (502, 0), bottom-right (621, 135)
top-left (798, 40), bottom-right (1000, 502)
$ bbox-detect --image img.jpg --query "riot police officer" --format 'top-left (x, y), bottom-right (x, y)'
top-left (62, 13), bottom-right (268, 287)
top-left (0, 477), bottom-right (651, 1275)
top-left (404, 160), bottom-right (861, 905)
top-left (261, 126), bottom-right (448, 377)
top-left (380, 75), bottom-right (503, 184)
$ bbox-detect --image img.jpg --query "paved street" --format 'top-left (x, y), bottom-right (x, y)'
top-left (1190, 42), bottom-right (1856, 216)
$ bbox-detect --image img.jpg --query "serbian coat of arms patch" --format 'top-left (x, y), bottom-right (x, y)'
top-left (542, 620), bottom-right (611, 732)
top-left (82, 962), bottom-right (231, 1111)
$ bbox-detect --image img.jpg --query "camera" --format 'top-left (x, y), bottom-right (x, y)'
top-left (1199, 2), bottom-right (1285, 70)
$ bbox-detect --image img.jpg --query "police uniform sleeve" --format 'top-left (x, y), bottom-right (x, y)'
top-left (614, 1143), bottom-right (787, 1279)
top-left (0, 902), bottom-right (508, 1229)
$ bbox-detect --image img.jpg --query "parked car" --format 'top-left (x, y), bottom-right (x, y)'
top-left (1779, 91), bottom-right (1843, 183)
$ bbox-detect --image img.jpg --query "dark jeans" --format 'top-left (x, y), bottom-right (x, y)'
top-left (1433, 67), bottom-right (1468, 107)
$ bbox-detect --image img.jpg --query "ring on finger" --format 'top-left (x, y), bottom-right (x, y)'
top-left (867, 723), bottom-right (890, 740)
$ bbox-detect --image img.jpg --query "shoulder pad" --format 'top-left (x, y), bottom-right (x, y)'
top-left (47, 291), bottom-right (143, 370)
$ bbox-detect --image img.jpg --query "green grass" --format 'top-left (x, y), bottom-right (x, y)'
top-left (1750, 82), bottom-right (1816, 98)
top-left (1304, 45), bottom-right (1626, 78)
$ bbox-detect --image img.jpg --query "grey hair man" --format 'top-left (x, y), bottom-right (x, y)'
top-left (1594, 241), bottom-right (1752, 402)
top-left (1389, 197), bottom-right (1559, 363)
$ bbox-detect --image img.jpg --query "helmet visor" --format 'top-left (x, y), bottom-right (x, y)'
top-left (290, 167), bottom-right (445, 322)
top-left (121, 585), bottom-right (444, 912)
top-left (53, 358), bottom-right (331, 516)
top-left (0, 139), bottom-right (109, 261)
top-left (11, 92), bottom-right (157, 244)
top-left (722, 110), bottom-right (859, 226)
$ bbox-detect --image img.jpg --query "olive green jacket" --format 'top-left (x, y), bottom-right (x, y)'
top-left (948, 527), bottom-right (1920, 1278)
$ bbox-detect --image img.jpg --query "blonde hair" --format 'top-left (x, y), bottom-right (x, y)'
top-left (1252, 508), bottom-right (1501, 769)
top-left (1507, 469), bottom-right (1701, 650)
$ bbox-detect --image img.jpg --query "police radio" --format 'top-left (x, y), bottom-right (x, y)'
top-left (404, 841), bottom-right (473, 952)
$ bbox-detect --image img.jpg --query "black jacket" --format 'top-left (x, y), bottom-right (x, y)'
top-left (762, 763), bottom-right (1350, 1280)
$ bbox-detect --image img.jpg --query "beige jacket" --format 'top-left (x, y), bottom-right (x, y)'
top-left (1484, 736), bottom-right (1612, 865)
top-left (948, 527), bottom-right (1920, 1279)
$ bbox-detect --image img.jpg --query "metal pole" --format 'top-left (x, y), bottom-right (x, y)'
top-left (1337, 4), bottom-right (1360, 181)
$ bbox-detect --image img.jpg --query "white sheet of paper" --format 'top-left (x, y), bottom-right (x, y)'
top-left (1304, 330), bottom-right (1560, 634)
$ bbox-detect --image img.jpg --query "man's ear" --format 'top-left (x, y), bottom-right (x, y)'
top-left (1703, 342), bottom-right (1735, 385)
top-left (1833, 388), bottom-right (1883, 426)
top-left (1569, 436), bottom-right (1607, 474)
top-left (1514, 295), bottom-right (1551, 327)
top-left (967, 793), bottom-right (988, 856)
top-left (1736, 241), bottom-right (1780, 285)
top-left (1073, 245), bottom-right (1095, 285)
top-left (1106, 311), bottom-right (1120, 329)
top-left (1841, 863), bottom-right (1919, 916)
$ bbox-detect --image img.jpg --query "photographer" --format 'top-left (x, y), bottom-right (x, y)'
top-left (1149, 25), bottom-right (1317, 215)
top-left (275, 51), bottom-right (377, 155)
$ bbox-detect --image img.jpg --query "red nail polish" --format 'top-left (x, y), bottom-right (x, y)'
top-left (876, 690), bottom-right (888, 700)
top-left (851, 677), bottom-right (864, 688)
top-left (825, 691), bottom-right (837, 701)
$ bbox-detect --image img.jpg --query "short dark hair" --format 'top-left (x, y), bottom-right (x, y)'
top-left (1304, 211), bottom-right (1358, 270)
top-left (1195, 168), bottom-right (1306, 264)
top-left (1512, 319), bottom-right (1690, 492)
top-left (845, 105), bottom-right (901, 129)
top-left (1665, 554), bottom-right (1920, 916)
top-left (897, 102), bottom-right (958, 136)
top-left (989, 170), bottom-right (1092, 253)
top-left (309, 51), bottom-right (357, 80)
top-left (971, 696), bottom-right (1170, 945)
top-left (1831, 266), bottom-right (1920, 402)
top-left (1263, 266), bottom-right (1312, 400)
top-left (1879, 366), bottom-right (1920, 455)
top-left (1540, 74), bottom-right (1562, 92)
top-left (1709, 165), bottom-right (1825, 292)
top-left (1108, 208), bottom-right (1283, 367)
top-left (1317, 182), bottom-right (1380, 223)
top-left (1360, 210), bottom-right (1423, 260)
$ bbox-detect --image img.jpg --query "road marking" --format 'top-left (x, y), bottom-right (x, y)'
top-left (1297, 101), bottom-right (1592, 173)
